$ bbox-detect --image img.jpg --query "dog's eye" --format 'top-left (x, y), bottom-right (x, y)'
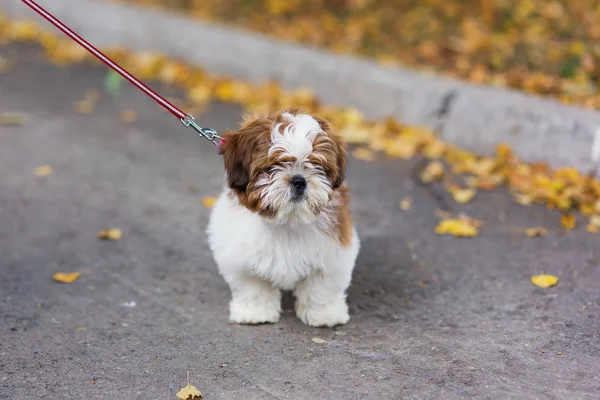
top-left (277, 161), bottom-right (292, 168)
top-left (267, 162), bottom-right (289, 174)
top-left (303, 160), bottom-right (316, 170)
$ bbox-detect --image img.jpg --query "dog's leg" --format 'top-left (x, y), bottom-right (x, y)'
top-left (294, 272), bottom-right (351, 328)
top-left (225, 274), bottom-right (281, 324)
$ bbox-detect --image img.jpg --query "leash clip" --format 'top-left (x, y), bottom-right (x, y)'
top-left (181, 114), bottom-right (223, 148)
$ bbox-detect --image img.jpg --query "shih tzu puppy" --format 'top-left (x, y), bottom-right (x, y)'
top-left (207, 109), bottom-right (360, 327)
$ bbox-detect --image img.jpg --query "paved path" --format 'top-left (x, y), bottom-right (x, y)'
top-left (1, 45), bottom-right (599, 399)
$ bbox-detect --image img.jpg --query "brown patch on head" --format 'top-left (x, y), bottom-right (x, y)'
top-left (311, 117), bottom-right (347, 190)
top-left (321, 185), bottom-right (354, 247)
top-left (219, 118), bottom-right (270, 192)
top-left (219, 116), bottom-right (273, 217)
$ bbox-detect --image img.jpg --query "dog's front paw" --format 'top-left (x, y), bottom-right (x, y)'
top-left (229, 298), bottom-right (280, 325)
top-left (296, 299), bottom-right (350, 328)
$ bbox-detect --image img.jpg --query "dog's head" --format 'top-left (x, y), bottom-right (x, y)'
top-left (219, 109), bottom-right (347, 224)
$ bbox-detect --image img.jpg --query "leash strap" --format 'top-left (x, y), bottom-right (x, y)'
top-left (21, 0), bottom-right (223, 148)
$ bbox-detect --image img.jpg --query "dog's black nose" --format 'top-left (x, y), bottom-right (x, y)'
top-left (290, 175), bottom-right (307, 191)
top-left (290, 174), bottom-right (307, 199)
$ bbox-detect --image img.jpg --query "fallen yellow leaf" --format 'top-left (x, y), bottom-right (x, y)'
top-left (435, 218), bottom-right (479, 237)
top-left (176, 384), bottom-right (203, 400)
top-left (399, 196), bottom-right (412, 211)
top-left (214, 81), bottom-right (236, 102)
top-left (188, 85), bottom-right (212, 105)
top-left (7, 20), bottom-right (39, 41)
top-left (158, 61), bottom-right (188, 84)
top-left (120, 109), bottom-right (138, 123)
top-left (339, 108), bottom-right (364, 126)
top-left (311, 337), bottom-right (325, 344)
top-left (496, 143), bottom-right (513, 160)
top-left (201, 197), bottom-right (217, 208)
top-left (513, 193), bottom-right (534, 206)
top-left (525, 227), bottom-right (548, 237)
top-left (52, 272), bottom-right (80, 284)
top-left (352, 147), bottom-right (375, 162)
top-left (339, 125), bottom-right (370, 144)
top-left (34, 165), bottom-right (54, 177)
top-left (450, 187), bottom-right (476, 204)
top-left (0, 112), bottom-right (26, 126)
top-left (586, 215), bottom-right (600, 233)
top-left (97, 228), bottom-right (122, 241)
top-left (74, 100), bottom-right (93, 114)
top-left (419, 161), bottom-right (445, 183)
top-left (530, 274), bottom-right (558, 288)
top-left (560, 214), bottom-right (576, 231)
top-left (384, 137), bottom-right (419, 159)
top-left (422, 139), bottom-right (446, 159)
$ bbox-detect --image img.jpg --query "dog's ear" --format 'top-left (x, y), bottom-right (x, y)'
top-left (330, 132), bottom-right (347, 190)
top-left (315, 117), bottom-right (347, 190)
top-left (220, 130), bottom-right (250, 192)
top-left (219, 119), bottom-right (272, 193)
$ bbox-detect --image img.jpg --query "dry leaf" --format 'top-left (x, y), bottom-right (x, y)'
top-left (422, 140), bottom-right (446, 159)
top-left (514, 193), bottom-right (534, 206)
top-left (450, 187), bottom-right (476, 204)
top-left (120, 109), bottom-right (138, 123)
top-left (34, 165), bottom-right (54, 177)
top-left (176, 384), bottom-right (203, 400)
top-left (525, 227), bottom-right (548, 237)
top-left (311, 337), bottom-right (325, 344)
top-left (560, 214), bottom-right (576, 231)
top-left (385, 138), bottom-right (419, 159)
top-left (352, 147), bottom-right (375, 162)
top-left (188, 85), bottom-right (211, 105)
top-left (339, 126), bottom-right (370, 144)
top-left (586, 215), bottom-right (600, 233)
top-left (97, 228), bottom-right (122, 241)
top-left (399, 196), bottom-right (412, 211)
top-left (0, 112), bottom-right (26, 126)
top-left (530, 274), bottom-right (558, 288)
top-left (587, 223), bottom-right (598, 233)
top-left (202, 197), bottom-right (217, 208)
top-left (74, 100), bottom-right (93, 114)
top-left (52, 272), bottom-right (80, 284)
top-left (419, 161), bottom-right (445, 183)
top-left (435, 218), bottom-right (479, 237)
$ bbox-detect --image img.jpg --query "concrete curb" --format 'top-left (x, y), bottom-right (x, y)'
top-left (3, 0), bottom-right (599, 171)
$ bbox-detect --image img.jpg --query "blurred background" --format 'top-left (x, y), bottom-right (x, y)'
top-left (111, 0), bottom-right (600, 109)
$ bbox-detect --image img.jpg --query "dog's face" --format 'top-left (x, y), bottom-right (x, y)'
top-left (220, 110), bottom-right (347, 224)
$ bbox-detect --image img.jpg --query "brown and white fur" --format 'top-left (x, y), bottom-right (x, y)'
top-left (206, 109), bottom-right (360, 327)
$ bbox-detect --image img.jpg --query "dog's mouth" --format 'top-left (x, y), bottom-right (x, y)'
top-left (290, 191), bottom-right (308, 203)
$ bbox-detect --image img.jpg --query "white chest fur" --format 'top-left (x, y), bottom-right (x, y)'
top-left (207, 189), bottom-right (358, 290)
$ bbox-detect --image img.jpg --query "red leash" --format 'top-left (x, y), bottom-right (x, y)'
top-left (21, 0), bottom-right (223, 148)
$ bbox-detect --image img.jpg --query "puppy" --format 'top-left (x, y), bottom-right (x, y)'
top-left (207, 109), bottom-right (360, 327)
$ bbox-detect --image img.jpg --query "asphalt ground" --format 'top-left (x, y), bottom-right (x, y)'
top-left (1, 44), bottom-right (599, 400)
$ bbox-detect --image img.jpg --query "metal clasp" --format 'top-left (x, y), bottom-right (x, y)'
top-left (181, 114), bottom-right (223, 148)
